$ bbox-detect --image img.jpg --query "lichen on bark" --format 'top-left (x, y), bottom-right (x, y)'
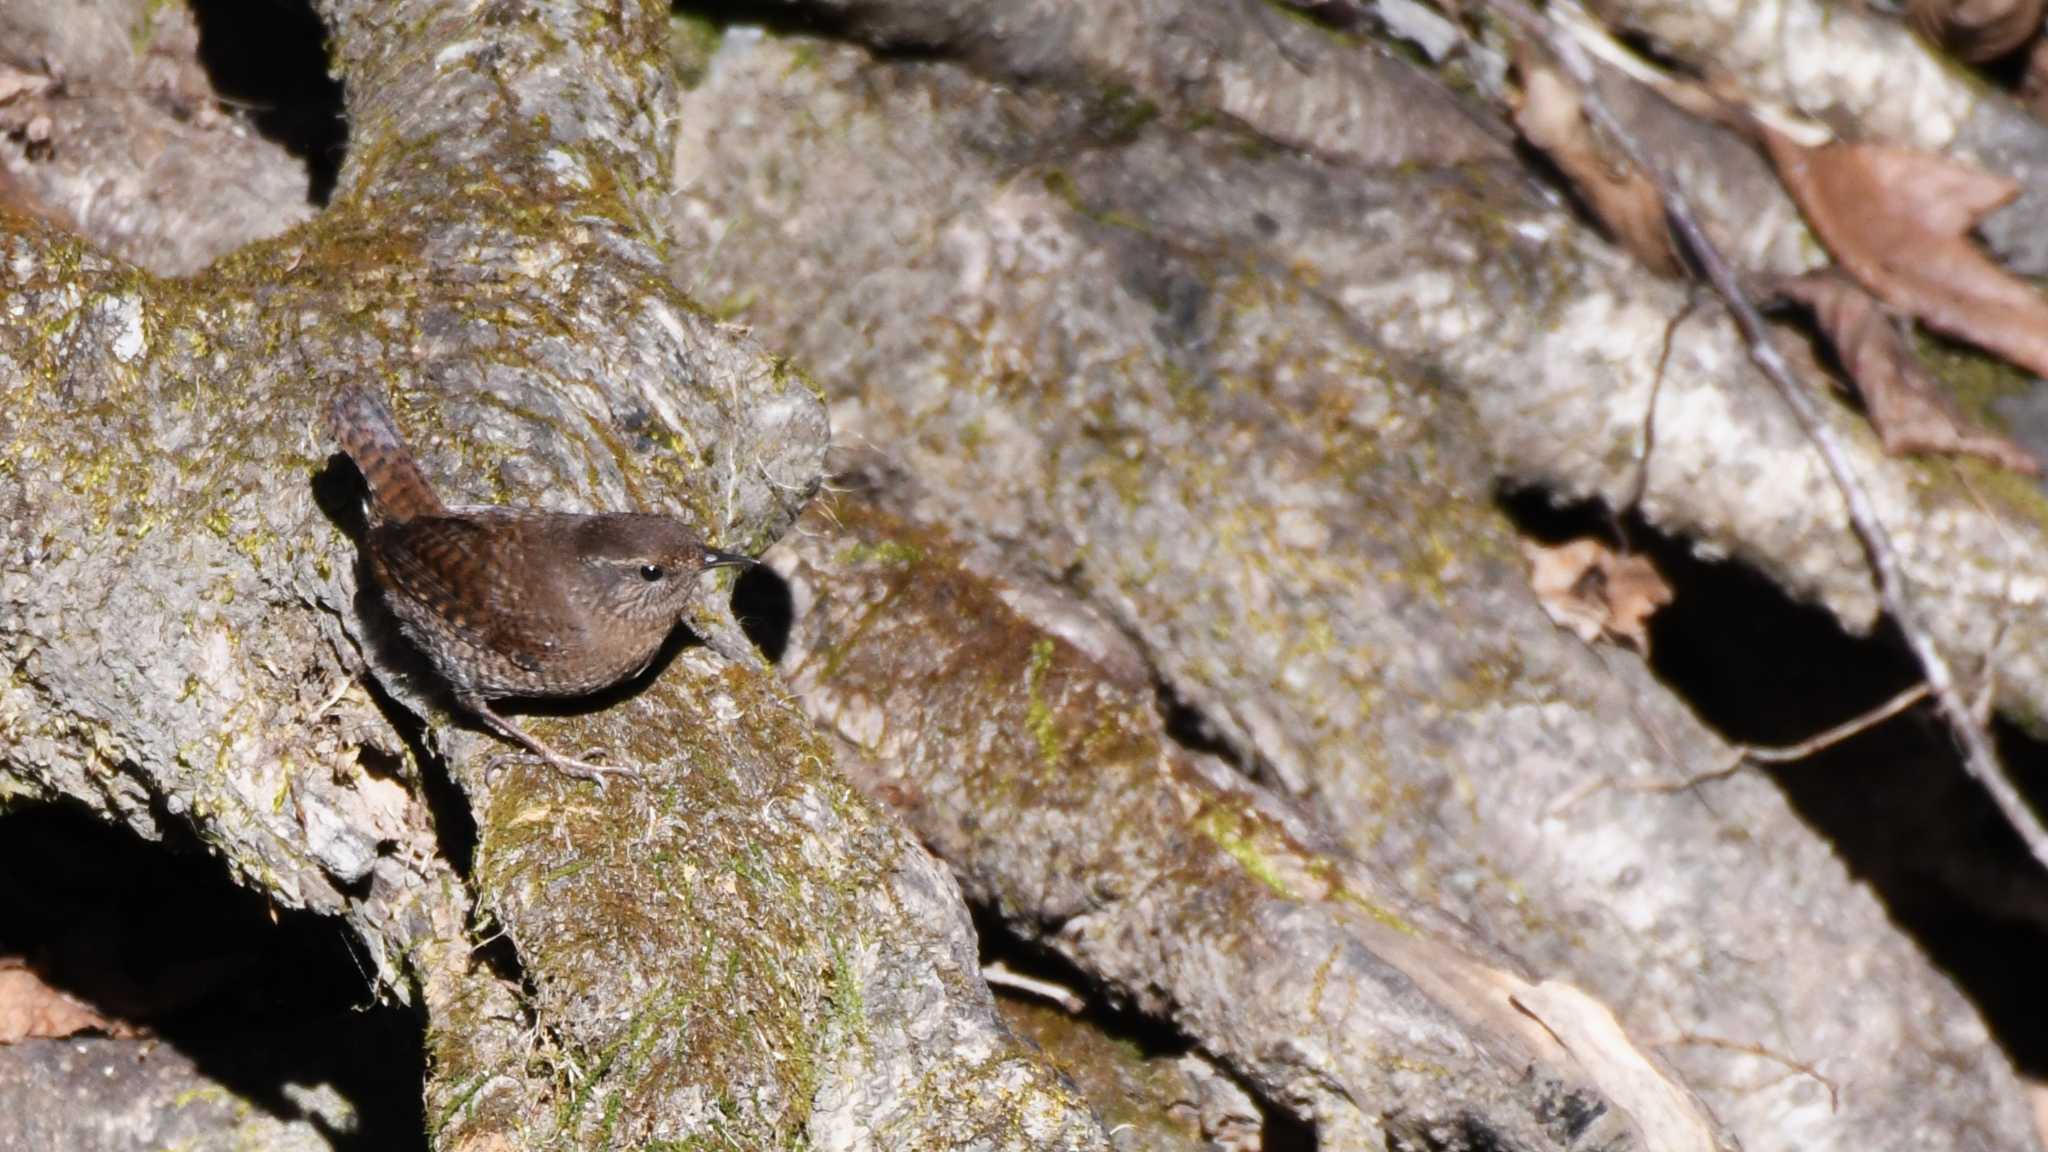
top-left (0, 0), bottom-right (1104, 1147)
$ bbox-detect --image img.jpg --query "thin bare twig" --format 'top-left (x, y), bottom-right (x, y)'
top-left (1496, 0), bottom-right (2048, 871)
top-left (1629, 683), bottom-right (1930, 793)
top-left (1615, 286), bottom-right (1699, 547)
top-left (1949, 463), bottom-right (2024, 726)
top-left (1659, 1032), bottom-right (1840, 1113)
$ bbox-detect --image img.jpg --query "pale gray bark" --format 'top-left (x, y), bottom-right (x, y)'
top-left (7, 1), bottom-right (2047, 1150)
top-left (772, 491), bottom-right (1731, 1150)
top-left (0, 1), bottom-right (316, 275)
top-left (767, 0), bottom-right (1512, 169)
top-left (0, 1038), bottom-right (340, 1152)
top-left (669, 28), bottom-right (2042, 1152)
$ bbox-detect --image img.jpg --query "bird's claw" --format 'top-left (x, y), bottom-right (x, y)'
top-left (483, 748), bottom-right (644, 791)
top-left (550, 751), bottom-right (643, 792)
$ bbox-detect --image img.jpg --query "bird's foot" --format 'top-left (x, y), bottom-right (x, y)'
top-left (542, 747), bottom-right (642, 791)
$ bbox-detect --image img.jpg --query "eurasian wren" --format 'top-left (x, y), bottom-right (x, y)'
top-left (328, 386), bottom-right (753, 785)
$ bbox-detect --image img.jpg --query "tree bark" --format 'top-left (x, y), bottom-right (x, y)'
top-left (8, 0), bottom-right (2048, 1150)
top-left (0, 0), bottom-right (1104, 1147)
top-left (0, 1037), bottom-right (342, 1152)
top-left (668, 26), bottom-right (2043, 1152)
top-left (772, 491), bottom-right (1728, 1150)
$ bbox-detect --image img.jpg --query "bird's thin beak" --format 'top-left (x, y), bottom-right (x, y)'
top-left (703, 548), bottom-right (757, 570)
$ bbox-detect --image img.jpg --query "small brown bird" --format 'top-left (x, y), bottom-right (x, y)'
top-left (328, 385), bottom-right (753, 785)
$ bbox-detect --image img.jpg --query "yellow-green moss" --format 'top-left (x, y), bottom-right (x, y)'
top-left (1330, 884), bottom-right (1419, 938)
top-left (824, 944), bottom-right (866, 1042)
top-left (1023, 637), bottom-right (1062, 768)
top-left (1919, 331), bottom-right (2035, 428)
top-left (995, 997), bottom-right (1208, 1146)
top-left (836, 538), bottom-right (923, 567)
top-left (1194, 804), bottom-right (1300, 899)
top-left (1086, 85), bottom-right (1160, 144)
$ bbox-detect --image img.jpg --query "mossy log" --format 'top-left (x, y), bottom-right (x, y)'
top-left (668, 31), bottom-right (2043, 1151)
top-left (774, 491), bottom-right (1728, 1150)
top-left (7, 0), bottom-right (2048, 1149)
top-left (0, 0), bottom-right (1103, 1147)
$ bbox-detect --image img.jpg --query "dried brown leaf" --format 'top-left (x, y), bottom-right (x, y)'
top-left (1511, 57), bottom-right (1681, 277)
top-left (1770, 271), bottom-right (2040, 473)
top-left (1523, 539), bottom-right (1673, 652)
top-left (1908, 0), bottom-right (2045, 63)
top-left (0, 958), bottom-right (138, 1044)
top-left (1764, 130), bottom-right (2048, 379)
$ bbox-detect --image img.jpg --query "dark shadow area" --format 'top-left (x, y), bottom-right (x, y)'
top-left (1500, 486), bottom-right (2048, 1077)
top-left (1265, 1106), bottom-right (1318, 1152)
top-left (312, 449), bottom-right (371, 542)
top-left (667, 0), bottom-right (991, 74)
top-left (733, 560), bottom-right (795, 664)
top-left (973, 904), bottom-right (1188, 1058)
top-left (971, 906), bottom-right (1315, 1151)
top-left (670, 0), bottom-right (880, 45)
top-left (1156, 675), bottom-right (1262, 776)
top-left (188, 0), bottom-right (346, 203)
top-left (313, 451), bottom-right (479, 878)
top-left (0, 804), bottom-right (425, 1151)
top-left (364, 672), bottom-right (480, 880)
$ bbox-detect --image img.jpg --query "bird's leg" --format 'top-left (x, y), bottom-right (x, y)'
top-left (461, 695), bottom-right (642, 788)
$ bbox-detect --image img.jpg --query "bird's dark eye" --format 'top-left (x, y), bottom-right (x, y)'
top-left (639, 564), bottom-right (665, 582)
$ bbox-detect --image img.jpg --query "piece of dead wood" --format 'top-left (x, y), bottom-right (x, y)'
top-left (1523, 538), bottom-right (1673, 652)
top-left (1766, 271), bottom-right (2040, 474)
top-left (1543, 4), bottom-right (1827, 146)
top-left (1363, 927), bottom-right (1722, 1152)
top-left (1503, 982), bottom-right (1719, 1152)
top-left (2030, 1079), bottom-right (2048, 1152)
top-left (1510, 53), bottom-right (1681, 276)
top-left (0, 959), bottom-right (138, 1044)
top-left (981, 962), bottom-right (1086, 1014)
top-left (1908, 0), bottom-right (2045, 62)
top-left (1763, 129), bottom-right (2048, 381)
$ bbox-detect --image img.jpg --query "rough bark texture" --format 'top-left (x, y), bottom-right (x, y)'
top-left (0, 0), bottom-right (1103, 1147)
top-left (772, 492), bottom-right (1730, 1151)
top-left (0, 1), bottom-right (317, 276)
top-left (0, 1037), bottom-right (343, 1152)
top-left (8, 0), bottom-right (2048, 1150)
top-left (771, 0), bottom-right (1512, 170)
top-left (668, 28), bottom-right (2041, 1152)
top-left (996, 998), bottom-right (1263, 1152)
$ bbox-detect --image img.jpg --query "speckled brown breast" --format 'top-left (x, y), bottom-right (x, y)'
top-left (367, 510), bottom-right (671, 701)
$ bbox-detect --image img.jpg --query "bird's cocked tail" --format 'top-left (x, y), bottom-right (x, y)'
top-left (328, 386), bottom-right (445, 524)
